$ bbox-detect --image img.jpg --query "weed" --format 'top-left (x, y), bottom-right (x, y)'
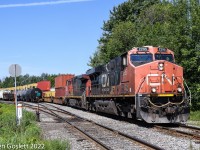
top-left (0, 103), bottom-right (70, 150)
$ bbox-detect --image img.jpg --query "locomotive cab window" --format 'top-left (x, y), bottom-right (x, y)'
top-left (155, 54), bottom-right (174, 62)
top-left (130, 54), bottom-right (153, 66)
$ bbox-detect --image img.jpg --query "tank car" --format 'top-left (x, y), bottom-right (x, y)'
top-left (66, 46), bottom-right (190, 123)
top-left (20, 89), bottom-right (27, 101)
top-left (16, 90), bottom-right (24, 101)
top-left (24, 88), bottom-right (42, 102)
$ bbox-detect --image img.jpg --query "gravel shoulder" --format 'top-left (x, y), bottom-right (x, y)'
top-left (24, 106), bottom-right (101, 150)
top-left (187, 121), bottom-right (200, 128)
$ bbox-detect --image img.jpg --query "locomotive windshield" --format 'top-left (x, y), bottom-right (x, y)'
top-left (131, 54), bottom-right (153, 66)
top-left (155, 54), bottom-right (174, 62)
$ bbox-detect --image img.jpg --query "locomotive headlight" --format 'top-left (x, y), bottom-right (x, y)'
top-left (158, 63), bottom-right (164, 71)
top-left (177, 87), bottom-right (182, 93)
top-left (151, 87), bottom-right (157, 93)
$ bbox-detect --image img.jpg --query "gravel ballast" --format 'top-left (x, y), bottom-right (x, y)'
top-left (24, 103), bottom-right (200, 150)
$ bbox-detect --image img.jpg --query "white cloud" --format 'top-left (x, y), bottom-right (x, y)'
top-left (0, 0), bottom-right (92, 8)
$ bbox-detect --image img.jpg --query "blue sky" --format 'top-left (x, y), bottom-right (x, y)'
top-left (0, 0), bottom-right (126, 79)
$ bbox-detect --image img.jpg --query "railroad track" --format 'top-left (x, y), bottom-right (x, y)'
top-left (23, 102), bottom-right (164, 150)
top-left (154, 124), bottom-right (200, 141)
top-left (179, 123), bottom-right (200, 132)
top-left (0, 100), bottom-right (15, 104)
top-left (24, 103), bottom-right (110, 150)
top-left (42, 103), bottom-right (200, 143)
top-left (2, 100), bottom-right (200, 148)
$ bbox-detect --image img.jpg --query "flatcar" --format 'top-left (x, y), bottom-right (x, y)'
top-left (43, 89), bottom-right (55, 103)
top-left (64, 46), bottom-right (191, 123)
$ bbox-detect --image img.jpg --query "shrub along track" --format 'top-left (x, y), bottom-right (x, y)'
top-left (23, 102), bottom-right (164, 150)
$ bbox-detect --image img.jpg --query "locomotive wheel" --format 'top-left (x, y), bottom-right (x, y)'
top-left (51, 97), bottom-right (54, 103)
top-left (85, 102), bottom-right (89, 111)
top-left (92, 104), bottom-right (96, 112)
top-left (64, 99), bottom-right (68, 106)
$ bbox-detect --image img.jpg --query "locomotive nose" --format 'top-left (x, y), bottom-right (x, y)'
top-left (148, 61), bottom-right (178, 94)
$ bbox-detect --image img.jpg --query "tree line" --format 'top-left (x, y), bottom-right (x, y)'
top-left (0, 73), bottom-right (57, 88)
top-left (88, 0), bottom-right (200, 110)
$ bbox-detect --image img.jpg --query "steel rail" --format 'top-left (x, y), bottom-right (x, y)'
top-left (179, 124), bottom-right (200, 131)
top-left (38, 103), bottom-right (164, 150)
top-left (154, 125), bottom-right (200, 141)
top-left (24, 103), bottom-right (112, 150)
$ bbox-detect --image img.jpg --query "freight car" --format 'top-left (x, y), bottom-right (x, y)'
top-left (0, 83), bottom-right (40, 102)
top-left (64, 46), bottom-right (191, 123)
top-left (24, 88), bottom-right (42, 102)
top-left (0, 90), bottom-right (14, 100)
top-left (43, 89), bottom-right (55, 103)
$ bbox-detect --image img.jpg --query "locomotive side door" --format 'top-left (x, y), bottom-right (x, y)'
top-left (120, 53), bottom-right (129, 95)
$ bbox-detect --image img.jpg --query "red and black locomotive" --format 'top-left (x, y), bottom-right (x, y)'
top-left (64, 46), bottom-right (190, 123)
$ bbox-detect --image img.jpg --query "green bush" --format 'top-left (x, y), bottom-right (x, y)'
top-left (44, 140), bottom-right (70, 150)
top-left (190, 111), bottom-right (200, 121)
top-left (0, 104), bottom-right (70, 150)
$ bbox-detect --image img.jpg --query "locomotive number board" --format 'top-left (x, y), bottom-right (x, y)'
top-left (158, 47), bottom-right (167, 52)
top-left (137, 47), bottom-right (149, 52)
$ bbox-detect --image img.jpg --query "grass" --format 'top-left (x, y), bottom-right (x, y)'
top-left (188, 111), bottom-right (200, 127)
top-left (190, 111), bottom-right (200, 121)
top-left (0, 103), bottom-right (70, 150)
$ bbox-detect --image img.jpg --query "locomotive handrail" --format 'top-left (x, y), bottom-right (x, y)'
top-left (135, 77), bottom-right (146, 110)
top-left (136, 77), bottom-right (146, 94)
top-left (147, 98), bottom-right (185, 108)
top-left (183, 79), bottom-right (192, 105)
